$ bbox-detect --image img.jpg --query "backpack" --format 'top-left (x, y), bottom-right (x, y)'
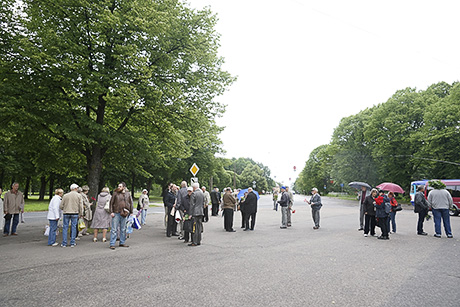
top-left (384, 201), bottom-right (392, 214)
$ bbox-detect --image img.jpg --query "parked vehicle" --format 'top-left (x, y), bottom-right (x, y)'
top-left (410, 179), bottom-right (460, 216)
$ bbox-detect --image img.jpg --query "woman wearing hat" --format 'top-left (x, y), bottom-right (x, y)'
top-left (139, 189), bottom-right (150, 225)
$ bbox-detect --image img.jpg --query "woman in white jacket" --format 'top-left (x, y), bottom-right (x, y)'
top-left (47, 189), bottom-right (63, 246)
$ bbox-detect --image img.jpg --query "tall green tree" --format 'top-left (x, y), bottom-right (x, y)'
top-left (0, 0), bottom-right (234, 198)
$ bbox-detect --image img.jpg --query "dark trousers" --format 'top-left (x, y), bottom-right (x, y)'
top-left (223, 208), bottom-right (234, 231)
top-left (312, 208), bottom-right (320, 227)
top-left (244, 212), bottom-right (256, 230)
top-left (166, 207), bottom-right (176, 237)
top-left (379, 217), bottom-right (389, 237)
top-left (192, 216), bottom-right (203, 245)
top-left (211, 203), bottom-right (219, 216)
top-left (184, 231), bottom-right (190, 242)
top-left (203, 205), bottom-right (209, 222)
top-left (417, 208), bottom-right (428, 234)
top-left (241, 211), bottom-right (246, 228)
top-left (364, 214), bottom-right (376, 235)
top-left (4, 213), bottom-right (19, 235)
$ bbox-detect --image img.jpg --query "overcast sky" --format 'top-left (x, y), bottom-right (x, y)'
top-left (187, 0), bottom-right (460, 186)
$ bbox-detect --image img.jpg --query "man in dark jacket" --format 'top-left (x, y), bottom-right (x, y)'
top-left (278, 186), bottom-right (289, 228)
top-left (242, 188), bottom-right (258, 231)
top-left (210, 187), bottom-right (221, 216)
top-left (308, 188), bottom-right (322, 230)
top-left (414, 185), bottom-right (430, 236)
top-left (164, 185), bottom-right (177, 237)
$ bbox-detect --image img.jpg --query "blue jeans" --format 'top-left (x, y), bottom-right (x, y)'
top-left (4, 213), bottom-right (19, 235)
top-left (62, 214), bottom-right (78, 246)
top-left (141, 209), bottom-right (147, 225)
top-left (432, 209), bottom-right (452, 236)
top-left (48, 219), bottom-right (59, 245)
top-left (110, 213), bottom-right (127, 246)
top-left (388, 211), bottom-right (396, 232)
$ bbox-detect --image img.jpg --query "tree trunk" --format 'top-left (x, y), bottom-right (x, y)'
top-left (131, 172), bottom-right (135, 197)
top-left (146, 178), bottom-right (153, 194)
top-left (0, 169), bottom-right (4, 190)
top-left (38, 176), bottom-right (46, 201)
top-left (24, 176), bottom-right (31, 200)
top-left (87, 144), bottom-right (104, 201)
top-left (48, 174), bottom-right (55, 200)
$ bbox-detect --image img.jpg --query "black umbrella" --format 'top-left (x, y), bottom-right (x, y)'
top-left (348, 181), bottom-right (371, 189)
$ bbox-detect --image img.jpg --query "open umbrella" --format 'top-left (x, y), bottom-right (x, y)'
top-left (348, 181), bottom-right (371, 189)
top-left (237, 188), bottom-right (260, 200)
top-left (376, 182), bottom-right (404, 194)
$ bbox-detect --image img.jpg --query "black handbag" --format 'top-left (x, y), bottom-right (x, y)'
top-left (393, 204), bottom-right (402, 212)
top-left (184, 219), bottom-right (193, 233)
top-left (4, 213), bottom-right (12, 220)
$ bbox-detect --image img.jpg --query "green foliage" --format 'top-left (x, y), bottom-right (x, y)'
top-left (296, 81), bottom-right (460, 194)
top-left (0, 1), bottom-right (236, 196)
top-left (428, 180), bottom-right (446, 190)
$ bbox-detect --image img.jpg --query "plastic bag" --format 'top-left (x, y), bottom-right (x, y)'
top-left (78, 218), bottom-right (86, 231)
top-left (175, 209), bottom-right (181, 223)
top-left (126, 216), bottom-right (134, 234)
top-left (132, 217), bottom-right (141, 230)
top-left (44, 225), bottom-right (50, 236)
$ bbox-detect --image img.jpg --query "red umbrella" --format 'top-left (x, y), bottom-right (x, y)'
top-left (376, 182), bottom-right (404, 194)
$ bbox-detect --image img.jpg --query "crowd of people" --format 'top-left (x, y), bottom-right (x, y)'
top-left (357, 181), bottom-right (454, 240)
top-left (1, 179), bottom-right (455, 247)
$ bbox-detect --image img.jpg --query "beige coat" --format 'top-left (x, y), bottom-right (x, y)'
top-left (60, 190), bottom-right (83, 215)
top-left (81, 193), bottom-right (93, 221)
top-left (3, 190), bottom-right (25, 214)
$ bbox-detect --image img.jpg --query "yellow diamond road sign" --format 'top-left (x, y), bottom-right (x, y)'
top-left (190, 163), bottom-right (200, 176)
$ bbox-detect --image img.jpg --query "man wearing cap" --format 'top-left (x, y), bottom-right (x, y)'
top-left (60, 184), bottom-right (83, 247)
top-left (307, 188), bottom-right (322, 229)
top-left (278, 186), bottom-right (289, 228)
top-left (139, 189), bottom-right (149, 225)
top-left (222, 187), bottom-right (237, 232)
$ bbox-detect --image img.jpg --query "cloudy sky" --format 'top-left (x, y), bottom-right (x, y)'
top-left (187, 0), bottom-right (460, 186)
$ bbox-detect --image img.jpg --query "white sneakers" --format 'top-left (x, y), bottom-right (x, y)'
top-left (364, 234), bottom-right (368, 237)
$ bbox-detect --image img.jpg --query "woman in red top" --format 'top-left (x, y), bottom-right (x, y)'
top-left (388, 191), bottom-right (398, 233)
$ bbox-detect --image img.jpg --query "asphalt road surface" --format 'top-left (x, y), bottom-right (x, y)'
top-left (1, 195), bottom-right (459, 307)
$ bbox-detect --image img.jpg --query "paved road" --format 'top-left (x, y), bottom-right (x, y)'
top-left (1, 195), bottom-right (459, 306)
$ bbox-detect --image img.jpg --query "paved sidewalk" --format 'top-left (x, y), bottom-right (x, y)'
top-left (1, 195), bottom-right (459, 306)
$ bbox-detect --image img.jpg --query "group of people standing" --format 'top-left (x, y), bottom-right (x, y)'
top-left (163, 181), bottom-right (206, 246)
top-left (44, 182), bottom-right (148, 249)
top-left (358, 181), bottom-right (454, 239)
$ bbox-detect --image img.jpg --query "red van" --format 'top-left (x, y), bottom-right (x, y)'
top-left (425, 179), bottom-right (460, 216)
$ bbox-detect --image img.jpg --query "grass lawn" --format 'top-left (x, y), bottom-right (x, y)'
top-left (22, 194), bottom-right (164, 212)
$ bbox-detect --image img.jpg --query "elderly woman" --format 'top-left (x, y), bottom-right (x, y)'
top-left (92, 187), bottom-right (112, 242)
top-left (363, 188), bottom-right (378, 237)
top-left (47, 189), bottom-right (64, 246)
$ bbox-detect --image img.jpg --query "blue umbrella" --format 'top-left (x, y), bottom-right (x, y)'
top-left (237, 188), bottom-right (260, 200)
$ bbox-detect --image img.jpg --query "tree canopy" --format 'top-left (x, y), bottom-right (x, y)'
top-left (295, 81), bottom-right (460, 194)
top-left (0, 0), bottom-right (240, 198)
